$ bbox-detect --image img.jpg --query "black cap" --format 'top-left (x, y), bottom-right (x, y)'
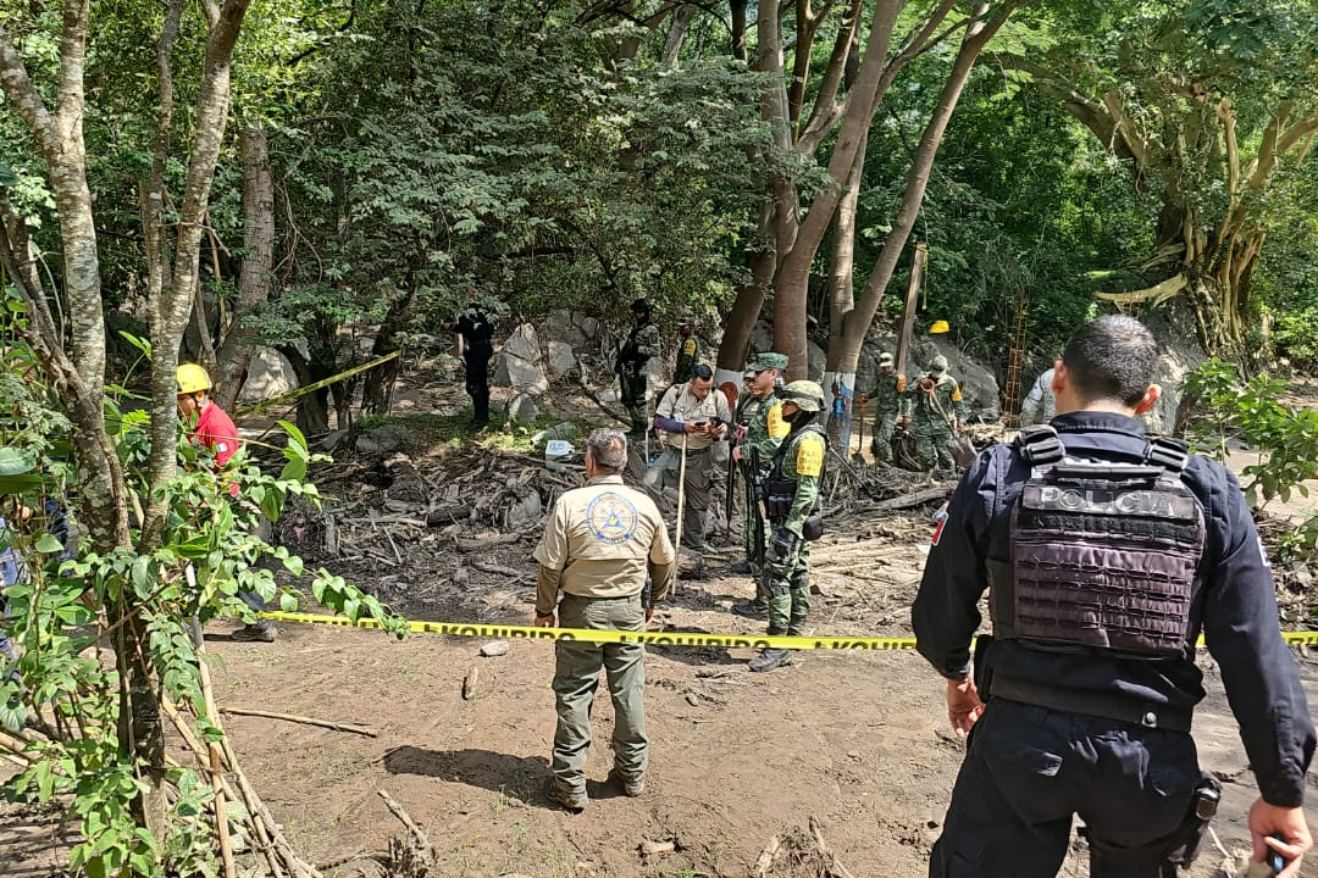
top-left (631, 298), bottom-right (650, 315)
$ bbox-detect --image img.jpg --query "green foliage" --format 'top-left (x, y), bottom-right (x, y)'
top-left (0, 315), bottom-right (404, 874)
top-left (1180, 359), bottom-right (1318, 507)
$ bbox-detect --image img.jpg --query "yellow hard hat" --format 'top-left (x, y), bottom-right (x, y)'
top-left (929, 320), bottom-right (950, 334)
top-left (176, 363), bottom-right (213, 395)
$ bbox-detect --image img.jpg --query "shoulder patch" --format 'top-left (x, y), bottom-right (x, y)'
top-left (766, 400), bottom-right (789, 439)
top-left (796, 434), bottom-right (825, 477)
top-left (950, 385), bottom-right (963, 403)
top-left (682, 339), bottom-right (696, 356)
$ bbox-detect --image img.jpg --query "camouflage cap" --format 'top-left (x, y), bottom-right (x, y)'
top-left (930, 354), bottom-right (949, 373)
top-left (745, 352), bottom-right (789, 373)
top-left (878, 351), bottom-right (894, 365)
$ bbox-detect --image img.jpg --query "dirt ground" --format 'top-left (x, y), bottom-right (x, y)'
top-left (4, 370), bottom-right (1318, 877)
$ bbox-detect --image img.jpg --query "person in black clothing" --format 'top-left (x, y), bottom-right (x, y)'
top-left (454, 298), bottom-right (494, 429)
top-left (615, 299), bottom-right (660, 437)
top-left (914, 315), bottom-right (1313, 878)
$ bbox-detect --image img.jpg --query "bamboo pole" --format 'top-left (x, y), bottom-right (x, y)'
top-left (190, 616), bottom-right (236, 878)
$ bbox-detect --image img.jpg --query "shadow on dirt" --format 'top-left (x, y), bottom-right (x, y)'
top-left (383, 746), bottom-right (553, 807)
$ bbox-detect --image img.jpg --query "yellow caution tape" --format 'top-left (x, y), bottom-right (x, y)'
top-left (256, 611), bottom-right (1318, 652)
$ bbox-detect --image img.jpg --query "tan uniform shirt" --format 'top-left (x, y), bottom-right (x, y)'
top-left (534, 475), bottom-right (675, 614)
top-left (655, 383), bottom-right (733, 451)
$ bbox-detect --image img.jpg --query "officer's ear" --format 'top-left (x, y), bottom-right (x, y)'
top-left (1051, 361), bottom-right (1066, 396)
top-left (1133, 384), bottom-right (1161, 416)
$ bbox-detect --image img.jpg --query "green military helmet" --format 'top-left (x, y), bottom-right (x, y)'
top-left (677, 311), bottom-right (695, 325)
top-left (930, 354), bottom-right (949, 374)
top-left (780, 380), bottom-right (824, 412)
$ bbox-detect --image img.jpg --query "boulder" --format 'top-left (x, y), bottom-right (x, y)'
top-left (546, 340), bottom-right (577, 378)
top-left (506, 490), bottom-right (542, 527)
top-left (237, 347), bottom-right (298, 403)
top-left (356, 423), bottom-right (408, 454)
top-left (807, 340), bottom-right (826, 381)
top-left (507, 393), bottom-right (540, 424)
top-left (492, 324), bottom-right (549, 395)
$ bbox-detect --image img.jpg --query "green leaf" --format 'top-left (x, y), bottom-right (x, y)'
top-left (260, 487), bottom-right (283, 524)
top-left (0, 447), bottom-right (35, 476)
top-left (35, 534), bottom-right (63, 553)
top-left (279, 593), bottom-right (299, 612)
top-left (280, 458), bottom-right (307, 482)
top-left (0, 160), bottom-right (16, 187)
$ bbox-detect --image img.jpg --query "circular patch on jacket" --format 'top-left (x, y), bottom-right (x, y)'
top-left (587, 492), bottom-right (639, 544)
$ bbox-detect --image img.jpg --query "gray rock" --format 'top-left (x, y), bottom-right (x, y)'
top-left (546, 340), bottom-right (577, 378)
top-left (237, 347), bottom-right (298, 403)
top-left (479, 640), bottom-right (510, 657)
top-left (807, 339), bottom-right (826, 381)
top-left (506, 489), bottom-right (542, 526)
top-left (507, 393), bottom-right (540, 424)
top-left (532, 422), bottom-right (579, 447)
top-left (356, 423), bottom-right (408, 454)
top-left (492, 324), bottom-right (549, 395)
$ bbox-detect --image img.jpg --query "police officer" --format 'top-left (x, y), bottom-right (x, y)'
top-left (729, 353), bottom-right (789, 616)
top-left (615, 299), bottom-right (661, 437)
top-left (909, 354), bottom-right (965, 474)
top-left (453, 296), bottom-right (495, 429)
top-left (750, 380), bottom-right (827, 673)
top-left (861, 351), bottom-right (907, 465)
top-left (534, 429), bottom-right (676, 813)
top-left (913, 316), bottom-right (1314, 878)
top-left (673, 313), bottom-right (699, 384)
top-left (646, 363), bottom-right (732, 554)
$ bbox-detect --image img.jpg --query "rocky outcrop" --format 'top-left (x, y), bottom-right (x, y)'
top-left (237, 347), bottom-right (298, 403)
top-left (492, 324), bottom-right (549, 395)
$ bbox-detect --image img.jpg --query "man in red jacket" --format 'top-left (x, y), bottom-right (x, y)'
top-left (177, 363), bottom-right (275, 642)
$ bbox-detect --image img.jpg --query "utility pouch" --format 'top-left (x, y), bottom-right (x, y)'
top-left (762, 478), bottom-right (794, 521)
top-left (1166, 773), bottom-right (1222, 868)
top-left (802, 512), bottom-right (825, 542)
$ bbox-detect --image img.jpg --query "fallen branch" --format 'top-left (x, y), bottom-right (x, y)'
top-left (219, 706), bottom-right (379, 738)
top-left (576, 371), bottom-right (630, 426)
top-left (462, 666), bottom-right (480, 700)
top-left (455, 532), bottom-right (523, 553)
top-left (809, 816), bottom-right (855, 878)
top-left (751, 834), bottom-right (782, 878)
top-left (869, 485), bottom-right (953, 512)
top-left (189, 614), bottom-right (236, 878)
top-left (468, 559), bottom-right (529, 580)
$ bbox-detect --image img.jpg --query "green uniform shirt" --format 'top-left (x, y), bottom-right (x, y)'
top-left (775, 425), bottom-right (826, 537)
top-left (741, 391), bottom-right (789, 470)
top-left (674, 334), bottom-right (699, 384)
top-left (909, 373), bottom-right (966, 431)
top-left (871, 370), bottom-right (907, 417)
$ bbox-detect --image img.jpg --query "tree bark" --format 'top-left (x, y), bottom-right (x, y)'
top-left (730, 0), bottom-right (748, 60)
top-left (362, 284), bottom-right (418, 415)
top-left (830, 1), bottom-right (1018, 376)
top-left (823, 131), bottom-right (865, 449)
top-left (661, 3), bottom-right (695, 70)
top-left (214, 125), bottom-right (275, 410)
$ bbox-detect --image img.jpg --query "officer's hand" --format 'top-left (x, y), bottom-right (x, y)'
top-left (859, 394), bottom-right (869, 407)
top-left (946, 677), bottom-right (985, 737)
top-left (534, 614), bottom-right (556, 628)
top-left (735, 424), bottom-right (748, 441)
top-left (732, 446), bottom-right (743, 463)
top-left (1249, 799), bottom-right (1312, 878)
top-left (645, 606), bottom-right (655, 624)
top-left (683, 422), bottom-right (702, 434)
top-left (769, 527), bottom-right (798, 562)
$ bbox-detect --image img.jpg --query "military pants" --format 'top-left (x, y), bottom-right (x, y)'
top-left (871, 412), bottom-right (898, 464)
top-left (619, 369), bottom-right (648, 435)
top-left (929, 699), bottom-right (1202, 878)
top-left (914, 426), bottom-right (955, 471)
top-left (763, 536), bottom-right (810, 635)
top-left (644, 448), bottom-right (711, 551)
top-left (551, 594), bottom-right (649, 794)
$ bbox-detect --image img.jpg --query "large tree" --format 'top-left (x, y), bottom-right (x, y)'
top-left (993, 0), bottom-right (1318, 355)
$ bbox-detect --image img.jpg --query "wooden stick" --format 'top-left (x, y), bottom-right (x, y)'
top-left (751, 834), bottom-right (782, 878)
top-left (191, 617), bottom-right (237, 878)
top-left (218, 707), bottom-right (378, 738)
top-left (377, 789), bottom-right (434, 863)
top-left (809, 816), bottom-right (855, 878)
top-left (674, 441), bottom-right (688, 594)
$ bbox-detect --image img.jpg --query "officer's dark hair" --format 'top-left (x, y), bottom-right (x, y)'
top-left (1062, 315), bottom-right (1159, 406)
top-left (586, 428), bottom-right (628, 474)
top-left (692, 364), bottom-right (713, 382)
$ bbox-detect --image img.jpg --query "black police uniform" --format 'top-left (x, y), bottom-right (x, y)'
top-left (913, 411), bottom-right (1315, 878)
top-left (456, 306), bottom-right (494, 427)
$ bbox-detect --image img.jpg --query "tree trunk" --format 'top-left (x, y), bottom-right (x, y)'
top-left (280, 344), bottom-right (333, 435)
top-left (715, 205), bottom-right (776, 386)
top-left (773, 0), bottom-right (905, 380)
top-left (661, 3), bottom-right (695, 70)
top-left (362, 282), bottom-right (418, 415)
top-left (214, 125), bottom-right (275, 410)
top-left (830, 1), bottom-right (1015, 377)
top-left (823, 133), bottom-right (865, 450)
top-left (730, 0), bottom-right (748, 61)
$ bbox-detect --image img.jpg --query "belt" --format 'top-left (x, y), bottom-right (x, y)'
top-left (664, 445), bottom-right (711, 455)
top-left (989, 676), bottom-right (1193, 733)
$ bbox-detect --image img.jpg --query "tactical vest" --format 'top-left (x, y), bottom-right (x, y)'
top-left (989, 425), bottom-right (1207, 659)
top-left (762, 424), bottom-right (826, 523)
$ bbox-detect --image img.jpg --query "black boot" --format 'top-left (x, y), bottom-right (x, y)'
top-left (749, 648), bottom-right (792, 672)
top-left (731, 600), bottom-right (767, 619)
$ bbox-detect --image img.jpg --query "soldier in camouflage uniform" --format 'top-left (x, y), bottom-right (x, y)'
top-left (729, 353), bottom-right (789, 618)
top-left (615, 299), bottom-right (661, 437)
top-left (750, 380), bottom-right (828, 673)
top-left (863, 351), bottom-right (907, 465)
top-left (673, 313), bottom-right (699, 385)
top-left (909, 354), bottom-right (966, 473)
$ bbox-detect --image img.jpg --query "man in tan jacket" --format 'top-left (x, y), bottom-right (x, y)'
top-left (534, 428), bottom-right (675, 813)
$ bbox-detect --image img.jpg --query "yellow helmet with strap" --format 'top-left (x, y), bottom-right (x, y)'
top-left (929, 319), bottom-right (951, 334)
top-left (176, 363), bottom-right (213, 395)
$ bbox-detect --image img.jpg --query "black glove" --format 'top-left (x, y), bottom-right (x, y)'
top-left (769, 527), bottom-right (799, 563)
